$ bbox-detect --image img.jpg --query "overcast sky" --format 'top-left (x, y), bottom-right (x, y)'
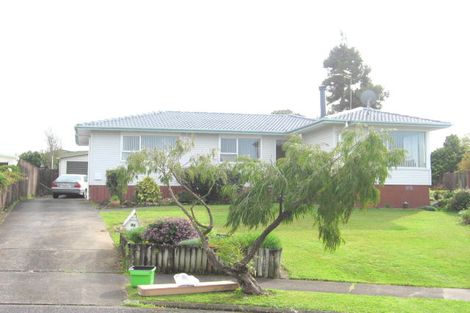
top-left (1, 1), bottom-right (468, 156)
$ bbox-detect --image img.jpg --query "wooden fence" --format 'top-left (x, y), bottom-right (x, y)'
top-left (38, 167), bottom-right (58, 196)
top-left (120, 234), bottom-right (282, 278)
top-left (0, 160), bottom-right (38, 209)
top-left (442, 171), bottom-right (470, 190)
top-left (0, 161), bottom-right (58, 210)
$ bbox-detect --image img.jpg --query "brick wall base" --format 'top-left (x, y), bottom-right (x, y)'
top-left (89, 185), bottom-right (184, 203)
top-left (377, 185), bottom-right (429, 208)
top-left (90, 184), bottom-right (429, 208)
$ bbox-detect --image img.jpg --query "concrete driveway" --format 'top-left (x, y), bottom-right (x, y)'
top-left (0, 198), bottom-right (127, 305)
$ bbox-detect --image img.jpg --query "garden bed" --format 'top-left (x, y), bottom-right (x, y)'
top-left (120, 234), bottom-right (282, 278)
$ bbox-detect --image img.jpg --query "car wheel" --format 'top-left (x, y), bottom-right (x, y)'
top-left (53, 193), bottom-right (59, 199)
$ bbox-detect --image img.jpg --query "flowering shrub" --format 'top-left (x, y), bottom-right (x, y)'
top-left (143, 218), bottom-right (198, 245)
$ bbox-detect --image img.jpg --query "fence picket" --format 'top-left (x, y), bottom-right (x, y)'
top-left (121, 239), bottom-right (282, 278)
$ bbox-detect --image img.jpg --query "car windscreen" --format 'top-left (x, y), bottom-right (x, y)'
top-left (55, 175), bottom-right (82, 182)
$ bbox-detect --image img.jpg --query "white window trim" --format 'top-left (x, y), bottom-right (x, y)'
top-left (389, 130), bottom-right (427, 169)
top-left (121, 135), bottom-right (141, 161)
top-left (121, 134), bottom-right (177, 161)
top-left (219, 136), bottom-right (262, 162)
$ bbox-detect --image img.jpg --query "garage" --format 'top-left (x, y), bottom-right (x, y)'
top-left (58, 151), bottom-right (88, 176)
top-left (66, 161), bottom-right (88, 175)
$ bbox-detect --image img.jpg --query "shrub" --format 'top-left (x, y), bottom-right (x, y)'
top-left (177, 190), bottom-right (196, 204)
top-left (459, 209), bottom-right (470, 225)
top-left (448, 190), bottom-right (470, 212)
top-left (211, 233), bottom-right (282, 250)
top-left (209, 233), bottom-right (282, 267)
top-left (182, 165), bottom-right (241, 204)
top-left (136, 177), bottom-right (160, 204)
top-left (143, 218), bottom-right (198, 245)
top-left (430, 189), bottom-right (455, 209)
top-left (0, 165), bottom-right (23, 190)
top-left (125, 226), bottom-right (145, 243)
top-left (106, 167), bottom-right (132, 202)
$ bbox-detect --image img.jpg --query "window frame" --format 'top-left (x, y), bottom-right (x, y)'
top-left (121, 135), bottom-right (141, 161)
top-left (121, 134), bottom-right (177, 161)
top-left (389, 130), bottom-right (427, 169)
top-left (219, 136), bottom-right (261, 162)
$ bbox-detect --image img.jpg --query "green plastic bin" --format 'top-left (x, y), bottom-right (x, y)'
top-left (129, 266), bottom-right (156, 287)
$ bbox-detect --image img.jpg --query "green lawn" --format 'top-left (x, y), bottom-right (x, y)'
top-left (127, 288), bottom-right (470, 313)
top-left (100, 206), bottom-right (470, 288)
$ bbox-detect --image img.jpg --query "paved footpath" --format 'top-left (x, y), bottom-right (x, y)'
top-left (155, 274), bottom-right (470, 302)
top-left (0, 198), bottom-right (127, 306)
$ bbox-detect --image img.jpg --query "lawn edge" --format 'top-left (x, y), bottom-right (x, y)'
top-left (135, 300), bottom-right (335, 313)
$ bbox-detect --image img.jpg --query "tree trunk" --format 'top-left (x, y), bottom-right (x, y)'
top-left (232, 269), bottom-right (265, 295)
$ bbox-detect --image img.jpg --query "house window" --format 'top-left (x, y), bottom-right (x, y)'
top-left (122, 136), bottom-right (140, 160)
top-left (122, 135), bottom-right (177, 160)
top-left (220, 138), bottom-right (260, 161)
top-left (390, 131), bottom-right (426, 167)
top-left (141, 135), bottom-right (177, 150)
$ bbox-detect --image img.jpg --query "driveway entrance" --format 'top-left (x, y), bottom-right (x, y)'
top-left (0, 198), bottom-right (127, 305)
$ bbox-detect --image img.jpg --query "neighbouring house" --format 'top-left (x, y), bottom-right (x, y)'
top-left (0, 154), bottom-right (17, 166)
top-left (58, 151), bottom-right (89, 176)
top-left (75, 104), bottom-right (450, 207)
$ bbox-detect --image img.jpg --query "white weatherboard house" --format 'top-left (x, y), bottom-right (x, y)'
top-left (75, 107), bottom-right (450, 207)
top-left (0, 154), bottom-right (17, 166)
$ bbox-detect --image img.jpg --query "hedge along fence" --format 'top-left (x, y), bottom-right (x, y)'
top-left (0, 160), bottom-right (37, 210)
top-left (120, 234), bottom-right (282, 279)
top-left (0, 161), bottom-right (58, 210)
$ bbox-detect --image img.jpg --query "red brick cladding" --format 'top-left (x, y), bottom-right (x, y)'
top-left (89, 185), bottom-right (184, 203)
top-left (377, 185), bottom-right (429, 208)
top-left (90, 184), bottom-right (429, 208)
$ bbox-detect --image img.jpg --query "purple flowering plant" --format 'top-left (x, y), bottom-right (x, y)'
top-left (143, 217), bottom-right (198, 245)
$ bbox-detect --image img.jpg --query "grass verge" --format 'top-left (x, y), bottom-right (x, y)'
top-left (127, 287), bottom-right (470, 313)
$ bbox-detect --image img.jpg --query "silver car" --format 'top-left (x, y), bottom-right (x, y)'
top-left (52, 174), bottom-right (88, 199)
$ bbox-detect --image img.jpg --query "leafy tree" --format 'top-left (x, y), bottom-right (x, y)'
top-left (458, 152), bottom-right (470, 171)
top-left (431, 135), bottom-right (466, 185)
top-left (127, 129), bottom-right (403, 294)
top-left (271, 109), bottom-right (303, 116)
top-left (322, 42), bottom-right (388, 113)
top-left (19, 151), bottom-right (43, 167)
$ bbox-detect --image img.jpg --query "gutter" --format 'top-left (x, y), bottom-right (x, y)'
top-left (290, 119), bottom-right (452, 134)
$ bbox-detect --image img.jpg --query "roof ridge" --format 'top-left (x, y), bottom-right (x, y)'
top-left (162, 110), bottom-right (314, 120)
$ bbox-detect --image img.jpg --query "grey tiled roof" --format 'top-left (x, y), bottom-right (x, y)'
top-left (321, 107), bottom-right (450, 127)
top-left (76, 111), bottom-right (316, 134)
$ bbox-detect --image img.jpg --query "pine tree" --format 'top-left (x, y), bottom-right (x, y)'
top-left (322, 42), bottom-right (388, 113)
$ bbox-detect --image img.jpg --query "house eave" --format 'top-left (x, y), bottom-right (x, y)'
top-left (292, 119), bottom-right (452, 134)
top-left (74, 126), bottom-right (289, 146)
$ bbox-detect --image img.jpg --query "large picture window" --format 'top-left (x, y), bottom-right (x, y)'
top-left (122, 135), bottom-right (177, 160)
top-left (390, 131), bottom-right (426, 167)
top-left (220, 138), bottom-right (260, 161)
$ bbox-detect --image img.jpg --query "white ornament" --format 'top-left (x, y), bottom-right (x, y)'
top-left (122, 209), bottom-right (140, 231)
